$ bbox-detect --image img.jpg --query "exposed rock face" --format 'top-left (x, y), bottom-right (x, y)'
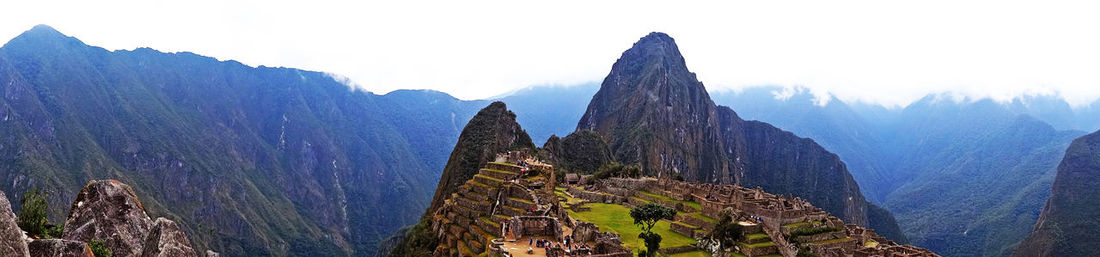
top-left (141, 218), bottom-right (196, 257)
top-left (427, 101), bottom-right (535, 211)
top-left (0, 190), bottom-right (30, 257)
top-left (542, 130), bottom-right (613, 174)
top-left (576, 32), bottom-right (906, 242)
top-left (60, 180), bottom-right (200, 256)
top-left (62, 180), bottom-right (153, 257)
top-left (1015, 130), bottom-right (1100, 257)
top-left (27, 239), bottom-right (93, 257)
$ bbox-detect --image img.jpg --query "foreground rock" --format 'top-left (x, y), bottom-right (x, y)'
top-left (62, 180), bottom-right (153, 257)
top-left (61, 180), bottom-right (198, 257)
top-left (28, 239), bottom-right (93, 257)
top-left (0, 190), bottom-right (31, 257)
top-left (141, 218), bottom-right (196, 257)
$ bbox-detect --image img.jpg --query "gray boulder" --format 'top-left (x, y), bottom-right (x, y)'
top-left (62, 180), bottom-right (153, 257)
top-left (27, 239), bottom-right (93, 257)
top-left (141, 218), bottom-right (196, 257)
top-left (0, 190), bottom-right (31, 257)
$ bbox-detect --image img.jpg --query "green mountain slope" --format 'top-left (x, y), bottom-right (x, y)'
top-left (1014, 129), bottom-right (1100, 257)
top-left (0, 25), bottom-right (485, 256)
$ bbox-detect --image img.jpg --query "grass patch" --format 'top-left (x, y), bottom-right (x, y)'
top-left (690, 212), bottom-right (716, 223)
top-left (810, 237), bottom-right (853, 245)
top-left (482, 168), bottom-right (517, 176)
top-left (745, 233), bottom-right (770, 240)
top-left (669, 251), bottom-right (710, 257)
top-left (744, 241), bottom-right (775, 248)
top-left (567, 203), bottom-right (696, 251)
top-left (783, 222), bottom-right (809, 228)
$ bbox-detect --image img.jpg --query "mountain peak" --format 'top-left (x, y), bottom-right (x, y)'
top-left (2, 24), bottom-right (85, 50)
top-left (613, 32), bottom-right (689, 73)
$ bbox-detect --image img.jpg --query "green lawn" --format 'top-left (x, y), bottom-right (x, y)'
top-left (745, 233), bottom-right (770, 240)
top-left (568, 203), bottom-right (697, 251)
top-left (669, 250), bottom-right (710, 257)
top-left (783, 222), bottom-right (809, 228)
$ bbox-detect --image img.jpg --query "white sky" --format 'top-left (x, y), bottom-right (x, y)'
top-left (3, 0), bottom-right (1099, 107)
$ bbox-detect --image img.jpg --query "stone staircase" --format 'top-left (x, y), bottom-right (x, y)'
top-left (433, 162), bottom-right (542, 256)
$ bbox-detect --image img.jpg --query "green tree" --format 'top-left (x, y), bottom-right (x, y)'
top-left (710, 211), bottom-right (743, 250)
top-left (630, 203), bottom-right (676, 257)
top-left (17, 188), bottom-right (51, 238)
top-left (89, 239), bottom-right (111, 257)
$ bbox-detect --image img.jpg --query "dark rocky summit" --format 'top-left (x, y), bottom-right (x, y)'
top-left (27, 239), bottom-right (93, 257)
top-left (0, 190), bottom-right (30, 257)
top-left (1014, 129), bottom-right (1100, 257)
top-left (576, 32), bottom-right (906, 242)
top-left (427, 101), bottom-right (535, 211)
top-left (385, 102), bottom-right (536, 256)
top-left (541, 130), bottom-right (613, 174)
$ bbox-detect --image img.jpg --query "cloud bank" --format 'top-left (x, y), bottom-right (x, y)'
top-left (3, 0), bottom-right (1098, 107)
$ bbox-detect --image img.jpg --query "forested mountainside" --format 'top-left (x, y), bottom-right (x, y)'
top-left (711, 88), bottom-right (1089, 256)
top-left (0, 25), bottom-right (489, 256)
top-left (575, 32), bottom-right (907, 243)
top-left (1015, 129), bottom-right (1100, 257)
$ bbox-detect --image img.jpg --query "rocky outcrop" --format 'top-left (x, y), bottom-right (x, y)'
top-left (427, 101), bottom-right (535, 211)
top-left (1015, 130), bottom-right (1100, 257)
top-left (62, 180), bottom-right (153, 257)
top-left (141, 218), bottom-right (196, 257)
top-left (27, 239), bottom-right (93, 257)
top-left (576, 32), bottom-right (906, 242)
top-left (61, 180), bottom-right (199, 257)
top-left (542, 130), bottom-right (613, 174)
top-left (0, 190), bottom-right (31, 257)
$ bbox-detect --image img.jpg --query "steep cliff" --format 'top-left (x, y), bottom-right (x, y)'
top-left (577, 32), bottom-right (906, 242)
top-left (541, 130), bottom-right (613, 174)
top-left (1014, 130), bottom-right (1100, 257)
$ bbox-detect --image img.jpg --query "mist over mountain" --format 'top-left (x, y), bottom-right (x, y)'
top-left (710, 87), bottom-right (1090, 257)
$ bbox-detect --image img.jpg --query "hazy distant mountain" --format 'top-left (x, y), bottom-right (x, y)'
top-left (0, 25), bottom-right (487, 256)
top-left (1014, 129), bottom-right (1100, 257)
top-left (710, 87), bottom-right (1088, 257)
top-left (495, 83), bottom-right (599, 145)
top-left (576, 32), bottom-right (907, 242)
top-left (711, 88), bottom-right (894, 203)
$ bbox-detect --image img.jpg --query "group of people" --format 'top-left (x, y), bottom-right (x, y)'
top-left (526, 236), bottom-right (591, 255)
top-left (749, 214), bottom-right (765, 223)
